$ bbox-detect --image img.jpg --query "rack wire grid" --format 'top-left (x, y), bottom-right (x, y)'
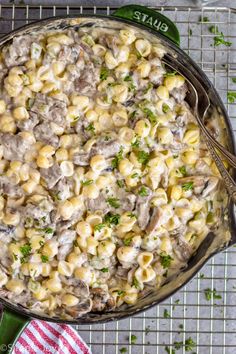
top-left (0, 4), bottom-right (236, 354)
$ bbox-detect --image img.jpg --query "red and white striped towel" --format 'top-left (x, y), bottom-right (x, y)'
top-left (12, 320), bottom-right (92, 354)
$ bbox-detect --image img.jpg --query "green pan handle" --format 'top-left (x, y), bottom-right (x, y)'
top-left (0, 307), bottom-right (29, 353)
top-left (112, 4), bottom-right (180, 46)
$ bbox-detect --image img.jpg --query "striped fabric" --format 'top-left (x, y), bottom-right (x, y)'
top-left (12, 320), bottom-right (91, 354)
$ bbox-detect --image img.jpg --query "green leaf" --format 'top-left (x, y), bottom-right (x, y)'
top-left (178, 166), bottom-right (187, 177)
top-left (116, 180), bottom-right (125, 188)
top-left (119, 348), bottom-right (127, 354)
top-left (123, 237), bottom-right (133, 246)
top-left (165, 346), bottom-right (176, 354)
top-left (232, 78), bottom-right (236, 83)
top-left (214, 33), bottom-right (232, 47)
top-left (131, 172), bottom-right (139, 179)
top-left (106, 197), bottom-right (120, 209)
top-left (85, 123), bottom-right (95, 134)
top-left (94, 223), bottom-right (106, 232)
top-left (43, 227), bottom-right (54, 234)
top-left (41, 255), bottom-right (49, 263)
top-left (131, 138), bottom-right (140, 148)
top-left (164, 71), bottom-right (177, 78)
top-left (124, 75), bottom-right (132, 82)
top-left (185, 337), bottom-right (196, 351)
top-left (144, 82), bottom-right (153, 94)
top-left (160, 253), bottom-right (173, 269)
top-left (129, 110), bottom-right (137, 120)
top-left (100, 267), bottom-right (109, 273)
top-left (130, 334), bottom-right (137, 344)
top-left (138, 186), bottom-right (149, 197)
top-left (163, 309), bottom-right (170, 318)
top-left (189, 29), bottom-right (192, 36)
top-left (104, 212), bottom-right (120, 226)
top-left (137, 150), bottom-right (150, 165)
top-left (20, 244), bottom-right (32, 257)
top-left (162, 103), bottom-right (170, 113)
top-left (206, 211), bottom-right (214, 223)
top-left (81, 179), bottom-right (94, 186)
top-left (204, 288), bottom-right (222, 301)
top-left (199, 16), bottom-right (210, 22)
top-left (209, 25), bottom-right (219, 34)
top-left (112, 147), bottom-right (124, 169)
top-left (100, 67), bottom-right (109, 81)
top-left (227, 91), bottom-right (236, 103)
top-left (182, 181), bottom-right (194, 191)
top-left (132, 276), bottom-right (140, 289)
top-left (142, 107), bottom-right (157, 124)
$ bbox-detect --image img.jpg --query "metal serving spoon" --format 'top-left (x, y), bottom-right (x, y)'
top-left (162, 57), bottom-right (236, 202)
top-left (162, 57), bottom-right (236, 169)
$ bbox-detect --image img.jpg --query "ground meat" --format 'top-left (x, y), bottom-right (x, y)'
top-left (40, 163), bottom-right (62, 189)
top-left (0, 133), bottom-right (33, 161)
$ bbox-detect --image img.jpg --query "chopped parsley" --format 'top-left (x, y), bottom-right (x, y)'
top-left (94, 223), bottom-right (106, 232)
top-left (131, 172), bottom-right (139, 179)
top-left (127, 212), bottom-right (136, 218)
top-left (123, 237), bottom-right (133, 246)
top-left (85, 123), bottom-right (95, 134)
top-left (199, 16), bottom-right (209, 22)
top-left (164, 71), bottom-right (177, 78)
top-left (182, 181), bottom-right (194, 191)
top-left (117, 290), bottom-right (125, 296)
top-left (132, 276), bottom-right (140, 289)
top-left (100, 268), bottom-right (109, 273)
top-left (165, 347), bottom-right (175, 354)
top-left (116, 179), bottom-right (125, 188)
top-left (214, 32), bottom-right (232, 47)
top-left (119, 348), bottom-right (127, 354)
top-left (162, 103), bottom-right (170, 113)
top-left (100, 67), bottom-right (109, 81)
top-left (232, 78), bottom-right (236, 83)
top-left (43, 227), bottom-right (54, 234)
top-left (104, 212), bottom-right (120, 226)
top-left (189, 29), bottom-right (192, 36)
top-left (204, 288), bottom-right (222, 301)
top-left (160, 253), bottom-right (173, 269)
top-left (129, 110), bottom-right (137, 120)
top-left (130, 334), bottom-right (137, 344)
top-left (199, 273), bottom-right (205, 279)
top-left (111, 147), bottom-right (124, 169)
top-left (185, 337), bottom-right (196, 351)
top-left (106, 197), bottom-right (120, 209)
top-left (142, 107), bottom-right (157, 124)
top-left (13, 254), bottom-right (18, 261)
top-left (124, 75), bottom-right (132, 82)
top-left (131, 137), bottom-right (141, 148)
top-left (81, 179), bottom-right (94, 186)
top-left (209, 25), bottom-right (219, 34)
top-left (179, 324), bottom-right (184, 329)
top-left (39, 240), bottom-right (45, 247)
top-left (144, 82), bottom-right (153, 94)
top-left (178, 166), bottom-right (187, 177)
top-left (137, 150), bottom-right (150, 165)
top-left (164, 309), bottom-right (170, 318)
top-left (138, 186), bottom-right (149, 197)
top-left (20, 244), bottom-right (32, 257)
top-left (41, 255), bottom-right (49, 263)
top-left (227, 91), bottom-right (236, 103)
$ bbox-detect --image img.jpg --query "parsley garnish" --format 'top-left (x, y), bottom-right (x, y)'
top-left (227, 91), bottom-right (236, 103)
top-left (101, 268), bottom-right (109, 273)
top-left (182, 181), bottom-right (194, 191)
top-left (119, 348), bottom-right (127, 354)
top-left (39, 240), bottom-right (44, 247)
top-left (106, 197), bottom-right (120, 209)
top-left (130, 334), bottom-right (137, 344)
top-left (142, 107), bottom-right (157, 124)
top-left (104, 212), bottom-right (120, 226)
top-left (165, 347), bottom-right (175, 354)
top-left (209, 25), bottom-right (219, 34)
top-left (127, 212), bottom-right (136, 218)
top-left (164, 309), bottom-right (170, 318)
top-left (144, 82), bottom-right (153, 94)
top-left (199, 273), bottom-right (205, 279)
top-left (116, 180), bottom-right (124, 188)
top-left (117, 290), bottom-right (125, 296)
top-left (111, 147), bottom-right (124, 169)
top-left (94, 223), bottom-right (106, 232)
top-left (132, 277), bottom-right (140, 289)
top-left (43, 227), bottom-right (54, 234)
top-left (189, 29), bottom-right (192, 36)
top-left (13, 254), bottom-right (18, 261)
top-left (199, 16), bottom-right (209, 22)
top-left (20, 244), bottom-right (31, 257)
top-left (204, 288), bottom-right (222, 301)
top-left (100, 67), bottom-right (109, 81)
top-left (162, 103), bottom-right (170, 113)
top-left (129, 110), bottom-right (137, 120)
top-left (41, 255), bottom-right (49, 263)
top-left (174, 338), bottom-right (196, 351)
top-left (131, 138), bottom-right (140, 148)
top-left (123, 237), bottom-right (132, 246)
top-left (124, 75), bottom-right (132, 82)
top-left (81, 179), bottom-right (93, 186)
top-left (85, 123), bottom-right (95, 134)
top-left (164, 71), bottom-right (177, 78)
top-left (131, 172), bottom-right (139, 179)
top-left (214, 32), bottom-right (232, 47)
top-left (137, 150), bottom-right (150, 165)
top-left (138, 186), bottom-right (149, 197)
top-left (232, 78), bottom-right (236, 83)
top-left (178, 166), bottom-right (187, 176)
top-left (160, 253), bottom-right (173, 269)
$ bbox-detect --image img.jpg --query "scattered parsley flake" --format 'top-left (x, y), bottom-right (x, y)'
top-left (123, 237), bottom-right (133, 246)
top-left (131, 138), bottom-right (141, 148)
top-left (106, 197), bottom-right (120, 209)
top-left (117, 290), bottom-right (125, 296)
top-left (85, 123), bottom-right (95, 134)
top-left (116, 179), bottom-right (125, 188)
top-left (178, 166), bottom-right (187, 176)
top-left (127, 212), bottom-right (136, 218)
top-left (112, 147), bottom-right (124, 169)
top-left (162, 103), bottom-right (170, 113)
top-left (104, 212), bottom-right (120, 226)
top-left (227, 91), bottom-right (236, 103)
top-left (94, 223), bottom-right (106, 232)
top-left (100, 67), bottom-right (109, 81)
top-left (41, 255), bottom-right (49, 263)
top-left (81, 179), bottom-right (93, 186)
top-left (164, 71), bottom-right (177, 78)
top-left (189, 29), bottom-right (192, 36)
top-left (209, 25), bottom-right (219, 34)
top-left (185, 337), bottom-right (196, 351)
top-left (199, 16), bottom-right (210, 23)
top-left (43, 227), bottom-right (54, 234)
top-left (214, 32), bottom-right (232, 47)
top-left (100, 268), bottom-right (109, 273)
top-left (131, 172), bottom-right (139, 179)
top-left (129, 110), bottom-right (137, 120)
top-left (119, 348), bottom-right (127, 353)
top-left (39, 240), bottom-right (45, 247)
top-left (165, 347), bottom-right (175, 354)
top-left (137, 150), bottom-right (150, 165)
top-left (130, 334), bottom-right (137, 344)
top-left (182, 181), bottom-right (194, 191)
top-left (132, 276), bottom-right (140, 289)
top-left (13, 254), bottom-right (18, 261)
top-left (124, 75), bottom-right (132, 82)
top-left (164, 309), bottom-right (170, 318)
top-left (204, 288), bottom-right (222, 301)
top-left (199, 273), bottom-right (205, 279)
top-left (232, 78), bottom-right (236, 83)
top-left (20, 244), bottom-right (31, 257)
top-left (160, 253), bottom-right (173, 269)
top-left (142, 107), bottom-right (157, 124)
top-left (144, 82), bottom-right (153, 94)
top-left (179, 324), bottom-right (184, 329)
top-left (138, 186), bottom-right (149, 197)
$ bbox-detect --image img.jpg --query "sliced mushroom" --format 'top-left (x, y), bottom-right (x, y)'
top-left (66, 298), bottom-right (92, 318)
top-left (172, 237), bottom-right (192, 262)
top-left (178, 175), bottom-right (219, 197)
top-left (90, 288), bottom-right (115, 312)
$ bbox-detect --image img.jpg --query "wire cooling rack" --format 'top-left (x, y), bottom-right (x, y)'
top-left (0, 4), bottom-right (236, 354)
